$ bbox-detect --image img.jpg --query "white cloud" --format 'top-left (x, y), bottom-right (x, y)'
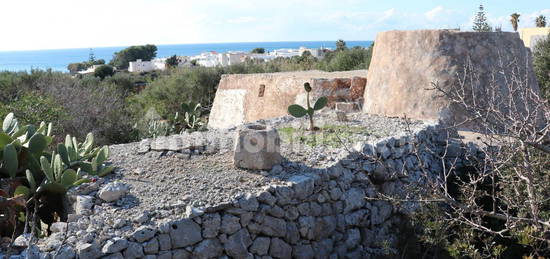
top-left (425, 6), bottom-right (444, 21)
top-left (227, 17), bottom-right (258, 24)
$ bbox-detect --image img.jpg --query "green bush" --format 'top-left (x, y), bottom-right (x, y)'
top-left (0, 93), bottom-right (67, 128)
top-left (533, 33), bottom-right (550, 101)
top-left (93, 65), bottom-right (115, 79)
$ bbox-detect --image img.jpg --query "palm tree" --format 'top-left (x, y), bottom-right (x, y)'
top-left (510, 13), bottom-right (520, 32)
top-left (536, 15), bottom-right (547, 28)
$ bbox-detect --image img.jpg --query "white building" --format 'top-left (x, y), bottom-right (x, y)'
top-left (218, 51), bottom-right (248, 66)
top-left (77, 65), bottom-right (103, 75)
top-left (129, 59), bottom-right (154, 72)
top-left (128, 58), bottom-right (167, 72)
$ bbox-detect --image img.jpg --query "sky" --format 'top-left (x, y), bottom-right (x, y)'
top-left (1, 0), bottom-right (549, 51)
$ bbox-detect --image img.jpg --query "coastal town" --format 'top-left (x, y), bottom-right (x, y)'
top-left (127, 47), bottom-right (328, 73)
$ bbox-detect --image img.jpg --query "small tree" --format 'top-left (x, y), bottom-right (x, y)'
top-left (251, 48), bottom-right (265, 54)
top-left (165, 55), bottom-right (179, 68)
top-left (335, 39), bottom-right (347, 51)
top-left (94, 65), bottom-right (115, 79)
top-left (472, 5), bottom-right (492, 32)
top-left (536, 15), bottom-right (547, 28)
top-left (510, 13), bottom-right (521, 32)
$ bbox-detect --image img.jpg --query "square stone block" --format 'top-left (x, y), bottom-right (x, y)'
top-left (233, 123), bottom-right (282, 170)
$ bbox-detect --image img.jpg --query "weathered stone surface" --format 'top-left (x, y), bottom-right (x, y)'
top-left (132, 226), bottom-right (156, 243)
top-left (202, 213), bottom-right (221, 238)
top-left (288, 175), bottom-right (314, 200)
top-left (312, 216), bottom-right (337, 240)
top-left (193, 239), bottom-right (223, 259)
top-left (257, 191), bottom-right (277, 206)
top-left (172, 249), bottom-right (191, 259)
top-left (221, 214), bottom-right (242, 234)
top-left (250, 237), bottom-right (270, 256)
top-left (285, 222), bottom-right (300, 245)
top-left (343, 188), bottom-right (366, 213)
top-left (98, 182), bottom-right (129, 202)
top-left (102, 252), bottom-right (124, 259)
top-left (123, 242), bottom-right (144, 259)
top-left (170, 219), bottom-right (203, 248)
top-left (293, 244), bottom-right (314, 259)
top-left (233, 124), bottom-right (282, 170)
top-left (239, 193), bottom-right (260, 212)
top-left (364, 30), bottom-right (540, 128)
top-left (157, 234), bottom-right (171, 251)
top-left (143, 237), bottom-right (159, 254)
top-left (76, 195), bottom-right (94, 215)
top-left (269, 238), bottom-right (291, 259)
top-left (77, 243), bottom-right (101, 259)
top-left (259, 216), bottom-right (286, 237)
top-left (335, 102), bottom-right (360, 112)
top-left (56, 245), bottom-right (76, 259)
top-left (345, 228), bottom-right (361, 249)
top-left (224, 229), bottom-right (252, 259)
top-left (209, 70), bottom-right (367, 129)
top-left (50, 222), bottom-right (68, 233)
top-left (101, 238), bottom-right (128, 254)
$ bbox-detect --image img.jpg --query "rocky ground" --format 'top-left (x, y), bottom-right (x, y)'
top-left (11, 111), bottom-right (429, 257)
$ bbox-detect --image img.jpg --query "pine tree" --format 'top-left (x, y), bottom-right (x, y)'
top-left (472, 4), bottom-right (492, 32)
top-left (536, 15), bottom-right (547, 28)
top-left (89, 48), bottom-right (96, 63)
top-left (510, 13), bottom-right (520, 32)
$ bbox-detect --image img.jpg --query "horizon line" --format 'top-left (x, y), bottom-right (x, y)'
top-left (0, 39), bottom-right (374, 53)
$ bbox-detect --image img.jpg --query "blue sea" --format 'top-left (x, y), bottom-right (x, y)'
top-left (0, 41), bottom-right (373, 72)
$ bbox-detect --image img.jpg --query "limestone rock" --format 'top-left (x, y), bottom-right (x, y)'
top-left (123, 242), bottom-right (144, 259)
top-left (143, 237), bottom-right (159, 254)
top-left (233, 124), bottom-right (282, 170)
top-left (343, 188), bottom-right (366, 213)
top-left (170, 219), bottom-right (203, 248)
top-left (77, 243), bottom-right (102, 259)
top-left (101, 238), bottom-right (128, 254)
top-left (224, 229), bottom-right (252, 259)
top-left (221, 214), bottom-right (241, 235)
top-left (288, 175), bottom-right (314, 200)
top-left (269, 238), bottom-right (291, 259)
top-left (193, 239), bottom-right (223, 259)
top-left (202, 213), bottom-right (221, 238)
top-left (50, 222), bottom-right (68, 233)
top-left (250, 237), bottom-right (270, 256)
top-left (98, 182), bottom-right (129, 202)
top-left (132, 226), bottom-right (156, 243)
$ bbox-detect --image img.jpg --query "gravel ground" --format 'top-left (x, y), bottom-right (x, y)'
top-left (73, 111), bottom-right (430, 228)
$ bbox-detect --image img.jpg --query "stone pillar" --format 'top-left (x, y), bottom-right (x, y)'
top-left (233, 123), bottom-right (282, 170)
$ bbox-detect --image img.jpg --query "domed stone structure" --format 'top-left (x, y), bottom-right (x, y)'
top-left (363, 30), bottom-right (540, 128)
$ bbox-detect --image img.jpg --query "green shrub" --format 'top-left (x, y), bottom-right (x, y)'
top-left (533, 33), bottom-right (550, 100)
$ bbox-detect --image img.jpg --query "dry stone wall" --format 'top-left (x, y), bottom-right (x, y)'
top-left (209, 71), bottom-right (367, 129)
top-left (17, 123), bottom-right (475, 259)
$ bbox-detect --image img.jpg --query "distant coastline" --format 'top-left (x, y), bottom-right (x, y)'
top-left (0, 41), bottom-right (373, 72)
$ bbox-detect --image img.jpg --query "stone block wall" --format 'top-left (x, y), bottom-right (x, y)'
top-left (208, 70), bottom-right (367, 129)
top-left (24, 123), bottom-right (474, 259)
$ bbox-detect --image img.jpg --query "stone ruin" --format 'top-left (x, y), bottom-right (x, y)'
top-left (208, 70), bottom-right (367, 129)
top-left (363, 29), bottom-right (541, 127)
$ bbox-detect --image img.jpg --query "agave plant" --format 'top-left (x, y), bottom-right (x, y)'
top-left (0, 113), bottom-right (113, 237)
top-left (288, 82), bottom-right (328, 131)
top-left (56, 134), bottom-right (113, 177)
top-left (180, 102), bottom-right (204, 131)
